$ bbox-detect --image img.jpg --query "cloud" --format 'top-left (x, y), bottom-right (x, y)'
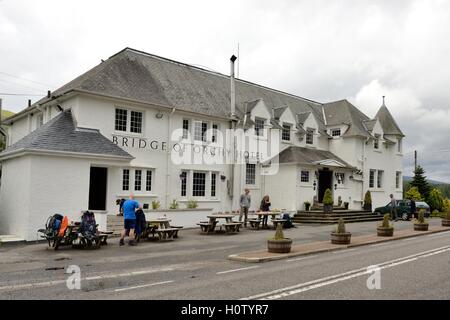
top-left (1, 0), bottom-right (450, 182)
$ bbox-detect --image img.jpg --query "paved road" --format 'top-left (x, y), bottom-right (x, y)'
top-left (0, 219), bottom-right (449, 300)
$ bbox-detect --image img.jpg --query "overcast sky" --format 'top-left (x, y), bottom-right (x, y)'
top-left (1, 0), bottom-right (450, 182)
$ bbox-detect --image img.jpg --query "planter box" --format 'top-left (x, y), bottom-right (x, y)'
top-left (330, 232), bottom-right (351, 244)
top-left (377, 227), bottom-right (394, 237)
top-left (414, 223), bottom-right (429, 231)
top-left (267, 238), bottom-right (292, 253)
top-left (441, 219), bottom-right (450, 227)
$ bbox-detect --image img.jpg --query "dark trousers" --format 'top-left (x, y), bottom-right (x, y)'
top-left (391, 207), bottom-right (398, 220)
top-left (239, 207), bottom-right (249, 225)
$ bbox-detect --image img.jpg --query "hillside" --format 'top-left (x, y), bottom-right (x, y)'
top-left (1, 109), bottom-right (15, 119)
top-left (403, 176), bottom-right (450, 198)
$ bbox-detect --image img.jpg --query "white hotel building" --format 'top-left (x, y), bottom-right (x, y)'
top-left (0, 48), bottom-right (404, 241)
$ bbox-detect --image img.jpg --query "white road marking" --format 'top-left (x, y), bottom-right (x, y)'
top-left (241, 245), bottom-right (450, 300)
top-left (0, 266), bottom-right (174, 292)
top-left (113, 280), bottom-right (174, 292)
top-left (217, 266), bottom-right (259, 275)
top-left (402, 237), bottom-right (419, 241)
top-left (426, 232), bottom-right (450, 238)
top-left (287, 255), bottom-right (316, 262)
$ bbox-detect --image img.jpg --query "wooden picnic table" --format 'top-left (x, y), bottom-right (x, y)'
top-left (198, 214), bottom-right (242, 234)
top-left (146, 219), bottom-right (182, 240)
top-left (254, 212), bottom-right (281, 229)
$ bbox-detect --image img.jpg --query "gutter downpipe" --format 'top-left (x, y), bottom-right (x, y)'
top-left (362, 136), bottom-right (370, 208)
top-left (166, 107), bottom-right (176, 208)
top-left (229, 55), bottom-right (238, 212)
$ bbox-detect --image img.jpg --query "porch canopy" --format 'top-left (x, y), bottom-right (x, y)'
top-left (267, 146), bottom-right (355, 169)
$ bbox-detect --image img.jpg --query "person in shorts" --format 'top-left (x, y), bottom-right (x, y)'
top-left (120, 194), bottom-right (141, 246)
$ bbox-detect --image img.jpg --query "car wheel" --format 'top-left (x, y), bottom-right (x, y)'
top-left (402, 212), bottom-right (409, 221)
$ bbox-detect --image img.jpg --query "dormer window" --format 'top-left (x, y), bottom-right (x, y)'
top-left (374, 134), bottom-right (380, 150)
top-left (282, 124), bottom-right (291, 141)
top-left (306, 129), bottom-right (314, 145)
top-left (194, 121), bottom-right (208, 142)
top-left (331, 128), bottom-right (341, 137)
top-left (255, 118), bottom-right (265, 136)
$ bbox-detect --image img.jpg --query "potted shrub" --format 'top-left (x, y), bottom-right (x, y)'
top-left (323, 188), bottom-right (333, 214)
top-left (169, 199), bottom-right (179, 210)
top-left (187, 199), bottom-right (198, 209)
top-left (331, 218), bottom-right (351, 244)
top-left (151, 200), bottom-right (161, 210)
top-left (414, 209), bottom-right (429, 231)
top-left (442, 210), bottom-right (450, 227)
top-left (377, 214), bottom-right (394, 237)
top-left (304, 201), bottom-right (311, 211)
top-left (363, 191), bottom-right (372, 212)
top-left (267, 223), bottom-right (292, 253)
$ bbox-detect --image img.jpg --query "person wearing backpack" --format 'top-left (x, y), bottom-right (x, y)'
top-left (120, 194), bottom-right (142, 246)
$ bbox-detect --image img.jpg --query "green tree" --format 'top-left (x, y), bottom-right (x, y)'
top-left (405, 186), bottom-right (422, 201)
top-left (323, 189), bottom-right (333, 205)
top-left (428, 188), bottom-right (445, 212)
top-left (409, 166), bottom-right (431, 203)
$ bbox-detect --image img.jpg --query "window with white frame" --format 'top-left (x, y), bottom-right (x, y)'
top-left (369, 169), bottom-right (376, 188)
top-left (130, 111), bottom-right (143, 133)
top-left (246, 163), bottom-right (256, 185)
top-left (193, 172), bottom-right (206, 197)
top-left (255, 118), bottom-right (265, 136)
top-left (300, 170), bottom-right (309, 182)
top-left (282, 124), bottom-right (291, 141)
top-left (211, 173), bottom-right (217, 197)
top-left (331, 128), bottom-right (341, 137)
top-left (194, 121), bottom-right (208, 142)
top-left (377, 170), bottom-right (384, 188)
top-left (374, 134), bottom-right (380, 150)
top-left (134, 170), bottom-right (142, 191)
top-left (115, 108), bottom-right (127, 131)
top-left (306, 129), bottom-right (314, 145)
top-left (37, 114), bottom-right (44, 128)
top-left (146, 170), bottom-right (152, 192)
top-left (122, 169), bottom-right (130, 191)
top-left (115, 108), bottom-right (143, 133)
top-left (212, 123), bottom-right (219, 143)
top-left (396, 171), bottom-right (402, 189)
top-left (180, 171), bottom-right (187, 197)
top-left (397, 138), bottom-right (402, 153)
top-left (182, 119), bottom-right (189, 139)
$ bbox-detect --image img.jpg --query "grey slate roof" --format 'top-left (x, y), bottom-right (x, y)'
top-left (323, 100), bottom-right (371, 137)
top-left (273, 106), bottom-right (288, 120)
top-left (275, 146), bottom-right (354, 168)
top-left (375, 105), bottom-right (404, 137)
top-left (0, 109), bottom-right (133, 160)
top-left (363, 119), bottom-right (376, 131)
top-left (25, 48), bottom-right (322, 123)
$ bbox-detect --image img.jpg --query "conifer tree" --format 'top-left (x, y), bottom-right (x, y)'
top-left (410, 165), bottom-right (431, 202)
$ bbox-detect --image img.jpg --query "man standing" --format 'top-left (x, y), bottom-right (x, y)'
top-left (410, 198), bottom-right (417, 220)
top-left (239, 188), bottom-right (251, 227)
top-left (120, 194), bottom-right (141, 246)
top-left (390, 194), bottom-right (398, 221)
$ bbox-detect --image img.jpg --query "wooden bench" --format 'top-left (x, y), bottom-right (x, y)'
top-left (98, 231), bottom-right (113, 245)
top-left (156, 228), bottom-right (180, 240)
top-left (248, 219), bottom-right (262, 230)
top-left (223, 222), bottom-right (243, 233)
top-left (171, 225), bottom-right (183, 238)
top-left (197, 221), bottom-right (217, 234)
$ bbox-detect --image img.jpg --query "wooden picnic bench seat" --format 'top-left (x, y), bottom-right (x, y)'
top-left (271, 219), bottom-right (287, 229)
top-left (223, 222), bottom-right (243, 233)
top-left (248, 219), bottom-right (262, 230)
top-left (156, 228), bottom-right (180, 240)
top-left (170, 225), bottom-right (183, 238)
top-left (197, 221), bottom-right (217, 233)
top-left (98, 231), bottom-right (112, 245)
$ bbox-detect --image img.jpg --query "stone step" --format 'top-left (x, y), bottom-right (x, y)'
top-left (298, 210), bottom-right (371, 214)
top-left (294, 214), bottom-right (378, 220)
top-left (0, 235), bottom-right (26, 244)
top-left (294, 213), bottom-right (377, 218)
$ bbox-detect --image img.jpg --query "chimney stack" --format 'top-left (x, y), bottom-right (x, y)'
top-left (230, 55), bottom-right (237, 118)
top-left (0, 98), bottom-right (2, 124)
top-left (47, 90), bottom-right (51, 98)
top-left (28, 99), bottom-right (32, 107)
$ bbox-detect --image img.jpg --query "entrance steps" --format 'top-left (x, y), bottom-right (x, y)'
top-left (293, 210), bottom-right (382, 224)
top-left (0, 235), bottom-right (26, 245)
top-left (107, 215), bottom-right (124, 237)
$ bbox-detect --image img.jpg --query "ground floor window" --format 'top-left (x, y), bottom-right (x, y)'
top-left (369, 169), bottom-right (375, 188)
top-left (122, 169), bottom-right (130, 191)
top-left (246, 163), bottom-right (256, 185)
top-left (300, 170), bottom-right (310, 182)
top-left (396, 171), bottom-right (402, 189)
top-left (146, 170), bottom-right (152, 191)
top-left (211, 173), bottom-right (217, 197)
top-left (377, 170), bottom-right (383, 188)
top-left (193, 172), bottom-right (206, 197)
top-left (134, 170), bottom-right (142, 191)
top-left (180, 171), bottom-right (188, 196)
